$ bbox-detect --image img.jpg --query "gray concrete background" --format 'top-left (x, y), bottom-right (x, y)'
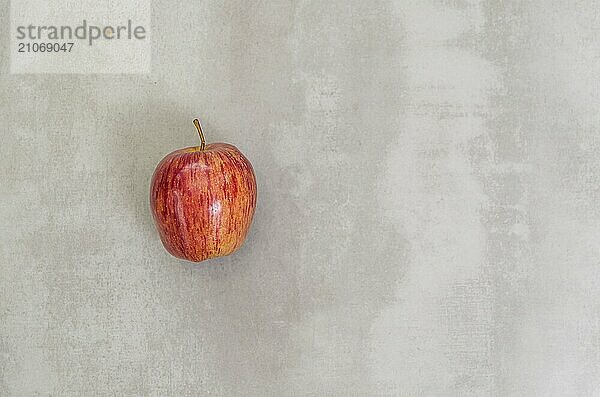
top-left (2, 0), bottom-right (600, 395)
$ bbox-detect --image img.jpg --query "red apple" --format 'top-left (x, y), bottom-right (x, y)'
top-left (150, 119), bottom-right (257, 262)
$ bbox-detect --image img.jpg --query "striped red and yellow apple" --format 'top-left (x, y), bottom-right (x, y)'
top-left (150, 119), bottom-right (257, 262)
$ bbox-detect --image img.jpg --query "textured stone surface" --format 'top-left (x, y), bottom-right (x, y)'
top-left (2, 0), bottom-right (600, 395)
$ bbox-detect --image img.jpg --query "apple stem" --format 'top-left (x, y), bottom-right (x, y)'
top-left (193, 119), bottom-right (206, 150)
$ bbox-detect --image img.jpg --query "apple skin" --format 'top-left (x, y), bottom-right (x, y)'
top-left (150, 143), bottom-right (257, 262)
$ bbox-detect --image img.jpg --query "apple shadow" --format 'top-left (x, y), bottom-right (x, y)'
top-left (101, 97), bottom-right (203, 248)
